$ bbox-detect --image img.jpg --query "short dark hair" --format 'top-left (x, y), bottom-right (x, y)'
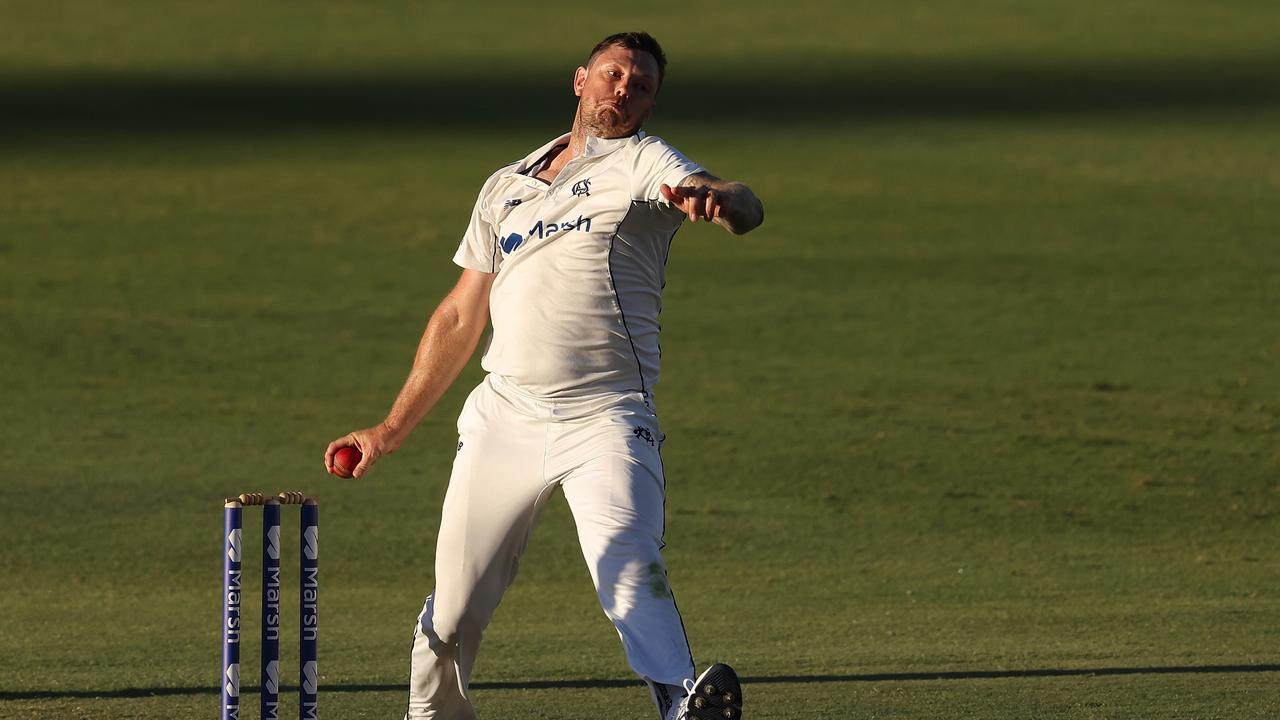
top-left (587, 31), bottom-right (667, 87)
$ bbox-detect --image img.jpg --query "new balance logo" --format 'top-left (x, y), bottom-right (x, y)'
top-left (502, 198), bottom-right (523, 208)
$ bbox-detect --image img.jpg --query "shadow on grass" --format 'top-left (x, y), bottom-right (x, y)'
top-left (2, 53), bottom-right (1279, 140)
top-left (6, 663), bottom-right (1279, 700)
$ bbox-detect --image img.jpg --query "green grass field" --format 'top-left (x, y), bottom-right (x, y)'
top-left (2, 2), bottom-right (1278, 718)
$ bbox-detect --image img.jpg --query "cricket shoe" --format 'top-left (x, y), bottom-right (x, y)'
top-left (668, 663), bottom-right (742, 720)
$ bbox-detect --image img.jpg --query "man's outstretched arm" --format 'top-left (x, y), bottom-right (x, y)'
top-left (659, 172), bottom-right (764, 235)
top-left (324, 268), bottom-right (496, 478)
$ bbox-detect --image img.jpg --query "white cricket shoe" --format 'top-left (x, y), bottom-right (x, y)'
top-left (667, 663), bottom-right (742, 720)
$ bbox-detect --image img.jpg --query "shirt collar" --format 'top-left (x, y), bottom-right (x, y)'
top-left (516, 133), bottom-right (571, 175)
top-left (582, 130), bottom-right (643, 158)
top-left (515, 130), bottom-right (644, 174)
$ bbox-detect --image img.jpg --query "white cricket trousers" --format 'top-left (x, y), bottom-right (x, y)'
top-left (406, 373), bottom-right (696, 719)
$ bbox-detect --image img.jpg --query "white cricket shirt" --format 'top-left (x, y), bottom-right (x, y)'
top-left (453, 131), bottom-right (703, 399)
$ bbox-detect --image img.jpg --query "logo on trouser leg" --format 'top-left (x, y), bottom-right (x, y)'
top-left (633, 426), bottom-right (655, 446)
top-left (651, 681), bottom-right (674, 717)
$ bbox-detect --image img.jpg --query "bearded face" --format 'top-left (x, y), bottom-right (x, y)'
top-left (573, 45), bottom-right (659, 139)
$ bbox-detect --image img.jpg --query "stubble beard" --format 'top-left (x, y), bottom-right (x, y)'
top-left (577, 100), bottom-right (640, 139)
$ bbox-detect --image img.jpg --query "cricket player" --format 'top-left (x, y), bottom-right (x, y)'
top-left (325, 31), bottom-right (764, 720)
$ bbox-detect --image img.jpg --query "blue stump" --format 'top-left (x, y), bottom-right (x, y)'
top-left (222, 502), bottom-right (243, 720)
top-left (300, 500), bottom-right (319, 719)
top-left (261, 500), bottom-right (281, 720)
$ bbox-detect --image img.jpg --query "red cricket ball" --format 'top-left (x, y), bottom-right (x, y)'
top-left (333, 446), bottom-right (362, 478)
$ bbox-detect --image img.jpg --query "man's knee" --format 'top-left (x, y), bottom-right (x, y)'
top-left (588, 530), bottom-right (672, 608)
top-left (418, 595), bottom-right (486, 648)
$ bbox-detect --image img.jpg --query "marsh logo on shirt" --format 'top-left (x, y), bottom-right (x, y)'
top-left (501, 215), bottom-right (594, 255)
top-left (530, 215), bottom-right (591, 239)
top-left (501, 232), bottom-right (525, 254)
